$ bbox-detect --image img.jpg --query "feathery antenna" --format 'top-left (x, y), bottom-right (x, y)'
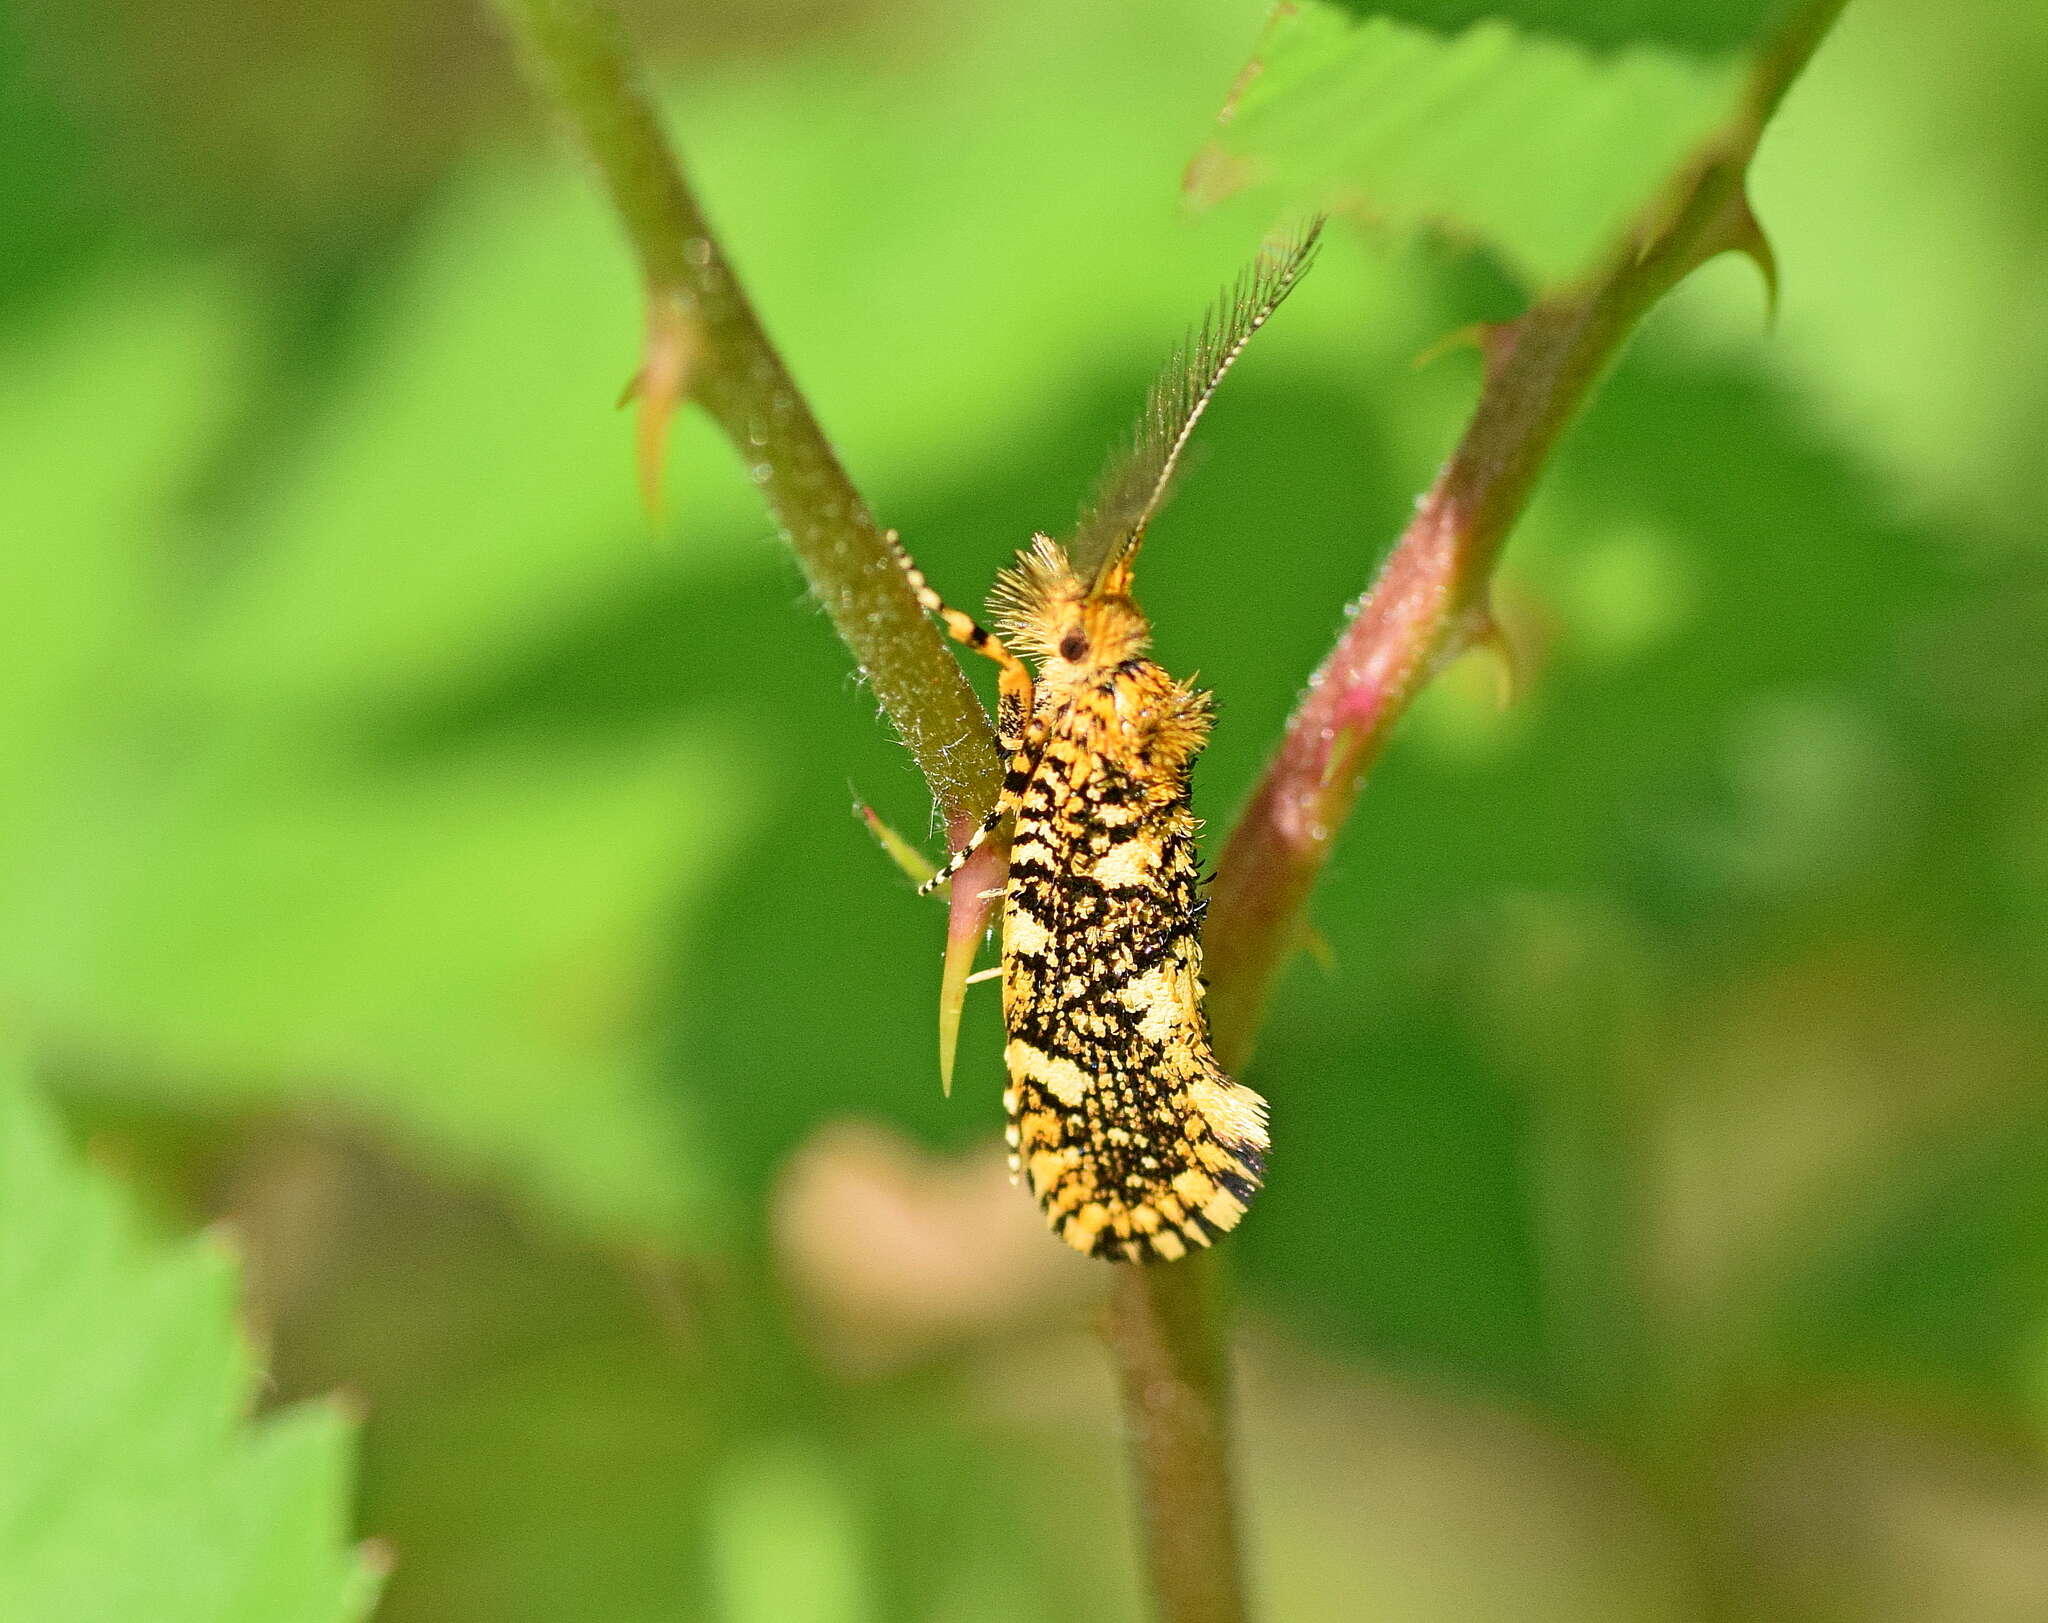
top-left (1073, 217), bottom-right (1325, 591)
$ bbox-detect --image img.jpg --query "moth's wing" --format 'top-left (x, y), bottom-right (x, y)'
top-left (1070, 218), bottom-right (1324, 590)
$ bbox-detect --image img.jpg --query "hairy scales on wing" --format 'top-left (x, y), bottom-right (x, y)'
top-left (992, 540), bottom-right (1268, 1263)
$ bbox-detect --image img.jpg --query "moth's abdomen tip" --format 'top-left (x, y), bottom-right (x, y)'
top-left (1028, 1087), bottom-right (1269, 1265)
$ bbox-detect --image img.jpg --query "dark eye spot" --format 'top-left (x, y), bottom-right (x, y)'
top-left (1059, 631), bottom-right (1088, 661)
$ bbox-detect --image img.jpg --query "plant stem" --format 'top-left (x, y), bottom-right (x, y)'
top-left (488, 0), bottom-right (999, 837)
top-left (1109, 1254), bottom-right (1246, 1623)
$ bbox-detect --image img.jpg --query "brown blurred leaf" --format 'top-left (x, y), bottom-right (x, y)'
top-left (773, 1119), bottom-right (1093, 1377)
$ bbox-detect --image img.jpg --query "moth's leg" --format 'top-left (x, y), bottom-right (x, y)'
top-left (886, 531), bottom-right (1041, 894)
top-left (917, 714), bottom-right (1046, 894)
top-left (887, 529), bottom-right (1036, 713)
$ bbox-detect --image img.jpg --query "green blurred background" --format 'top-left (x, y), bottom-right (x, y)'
top-left (4, 0), bottom-right (2046, 1617)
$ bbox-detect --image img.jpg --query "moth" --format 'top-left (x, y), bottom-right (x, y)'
top-left (888, 222), bottom-right (1321, 1261)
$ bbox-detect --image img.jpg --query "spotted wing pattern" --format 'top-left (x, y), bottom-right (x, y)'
top-left (999, 656), bottom-right (1268, 1262)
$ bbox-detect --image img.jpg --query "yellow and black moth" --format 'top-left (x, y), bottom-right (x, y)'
top-left (888, 223), bottom-right (1321, 1262)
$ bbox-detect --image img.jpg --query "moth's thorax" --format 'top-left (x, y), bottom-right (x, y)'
top-left (1031, 660), bottom-right (1206, 794)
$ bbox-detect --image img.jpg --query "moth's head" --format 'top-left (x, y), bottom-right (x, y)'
top-left (994, 534), bottom-right (1151, 674)
top-left (1048, 587), bottom-right (1150, 676)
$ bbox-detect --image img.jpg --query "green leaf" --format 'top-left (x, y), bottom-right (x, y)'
top-left (0, 1059), bottom-right (376, 1623)
top-left (0, 261), bottom-right (759, 1248)
top-left (708, 1442), bottom-right (874, 1623)
top-left (1315, 0), bottom-right (1789, 55)
top-left (1193, 4), bottom-right (1756, 290)
top-left (18, 722), bottom-right (757, 1242)
top-left (0, 270), bottom-right (243, 869)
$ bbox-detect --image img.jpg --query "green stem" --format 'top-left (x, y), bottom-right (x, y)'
top-left (489, 0), bottom-right (998, 835)
top-left (1108, 1254), bottom-right (1247, 1623)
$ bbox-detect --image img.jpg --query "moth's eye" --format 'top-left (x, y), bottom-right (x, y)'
top-left (1058, 630), bottom-right (1088, 662)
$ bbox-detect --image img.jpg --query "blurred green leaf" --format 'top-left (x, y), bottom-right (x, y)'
top-left (0, 255), bottom-right (759, 1246)
top-left (0, 271), bottom-right (243, 863)
top-left (709, 1441), bottom-right (873, 1623)
top-left (1193, 3), bottom-right (1757, 289)
top-left (1315, 0), bottom-right (1791, 54)
top-left (1792, 1104), bottom-right (2048, 1404)
top-left (18, 722), bottom-right (757, 1240)
top-left (0, 1058), bottom-right (374, 1623)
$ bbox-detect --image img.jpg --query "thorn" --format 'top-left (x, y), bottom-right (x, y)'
top-left (853, 797), bottom-right (938, 889)
top-left (629, 291), bottom-right (701, 522)
top-left (963, 967), bottom-right (1002, 985)
top-left (1464, 602), bottom-right (1522, 711)
top-left (1717, 185), bottom-right (1778, 328)
top-left (201, 1218), bottom-right (245, 1264)
top-left (1411, 322), bottom-right (1489, 372)
top-left (938, 930), bottom-right (972, 1099)
top-left (1182, 136), bottom-right (1263, 208)
top-left (1299, 922), bottom-right (1337, 975)
top-left (937, 840), bottom-right (1005, 1096)
top-left (358, 1537), bottom-right (398, 1580)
